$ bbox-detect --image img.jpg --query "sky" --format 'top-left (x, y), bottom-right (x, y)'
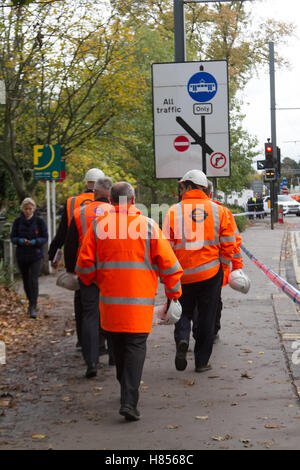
top-left (240, 0), bottom-right (300, 165)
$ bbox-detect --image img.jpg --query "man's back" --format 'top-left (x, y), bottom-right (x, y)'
top-left (163, 189), bottom-right (235, 284)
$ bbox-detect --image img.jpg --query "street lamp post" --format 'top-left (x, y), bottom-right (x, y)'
top-left (174, 0), bottom-right (255, 62)
top-left (174, 0), bottom-right (254, 194)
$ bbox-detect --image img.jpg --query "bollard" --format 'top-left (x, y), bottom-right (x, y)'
top-left (278, 209), bottom-right (284, 224)
top-left (0, 341), bottom-right (6, 365)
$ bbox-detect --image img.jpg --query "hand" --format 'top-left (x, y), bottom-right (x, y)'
top-left (24, 239), bottom-right (30, 246)
top-left (51, 261), bottom-right (58, 269)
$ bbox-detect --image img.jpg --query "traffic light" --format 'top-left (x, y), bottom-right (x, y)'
top-left (264, 168), bottom-right (276, 181)
top-left (265, 142), bottom-right (274, 168)
top-left (277, 146), bottom-right (281, 177)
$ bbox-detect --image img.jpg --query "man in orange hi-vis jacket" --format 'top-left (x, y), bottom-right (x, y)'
top-left (163, 169), bottom-right (235, 374)
top-left (75, 182), bottom-right (183, 422)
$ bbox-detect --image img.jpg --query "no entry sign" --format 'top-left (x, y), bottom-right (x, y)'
top-left (174, 135), bottom-right (190, 152)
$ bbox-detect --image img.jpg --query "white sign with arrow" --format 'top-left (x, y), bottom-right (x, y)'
top-left (152, 60), bottom-right (230, 178)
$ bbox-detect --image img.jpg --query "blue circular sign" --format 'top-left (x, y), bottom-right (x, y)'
top-left (187, 72), bottom-right (217, 102)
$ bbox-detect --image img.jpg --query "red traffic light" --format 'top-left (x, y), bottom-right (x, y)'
top-left (266, 145), bottom-right (273, 153)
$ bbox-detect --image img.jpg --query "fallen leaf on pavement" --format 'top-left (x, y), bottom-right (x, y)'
top-left (195, 416), bottom-right (208, 420)
top-left (265, 424), bottom-right (280, 429)
top-left (262, 441), bottom-right (275, 449)
top-left (241, 372), bottom-right (253, 379)
top-left (0, 401), bottom-right (10, 407)
top-left (167, 424), bottom-right (179, 429)
top-left (31, 434), bottom-right (46, 439)
top-left (184, 379), bottom-right (195, 387)
top-left (212, 434), bottom-right (232, 441)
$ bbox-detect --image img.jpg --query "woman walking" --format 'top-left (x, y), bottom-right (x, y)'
top-left (10, 198), bottom-right (48, 318)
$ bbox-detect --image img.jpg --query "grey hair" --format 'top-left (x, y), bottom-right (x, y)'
top-left (110, 182), bottom-right (135, 205)
top-left (20, 197), bottom-right (36, 210)
top-left (206, 180), bottom-right (213, 195)
top-left (94, 176), bottom-right (113, 192)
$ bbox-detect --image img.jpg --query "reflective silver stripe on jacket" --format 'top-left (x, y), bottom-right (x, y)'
top-left (220, 236), bottom-right (236, 243)
top-left (220, 256), bottom-right (231, 265)
top-left (159, 260), bottom-right (181, 276)
top-left (165, 280), bottom-right (181, 293)
top-left (183, 258), bottom-right (220, 276)
top-left (75, 264), bottom-right (97, 274)
top-left (69, 196), bottom-right (76, 221)
top-left (233, 253), bottom-right (242, 259)
top-left (79, 204), bottom-right (88, 237)
top-left (100, 295), bottom-right (155, 306)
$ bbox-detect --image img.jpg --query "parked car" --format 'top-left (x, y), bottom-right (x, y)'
top-left (263, 195), bottom-right (300, 216)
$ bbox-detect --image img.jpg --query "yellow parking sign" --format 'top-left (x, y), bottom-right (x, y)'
top-left (34, 144), bottom-right (62, 180)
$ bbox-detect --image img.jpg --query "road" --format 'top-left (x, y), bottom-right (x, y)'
top-left (0, 216), bottom-right (300, 453)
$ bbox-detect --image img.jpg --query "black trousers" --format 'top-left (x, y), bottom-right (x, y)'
top-left (109, 332), bottom-right (148, 408)
top-left (17, 258), bottom-right (41, 307)
top-left (79, 280), bottom-right (100, 366)
top-left (215, 296), bottom-right (223, 335)
top-left (78, 280), bottom-right (114, 364)
top-left (74, 289), bottom-right (83, 345)
top-left (175, 266), bottom-right (223, 368)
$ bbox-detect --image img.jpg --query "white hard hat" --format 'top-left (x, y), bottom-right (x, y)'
top-left (84, 168), bottom-right (105, 182)
top-left (179, 169), bottom-right (208, 188)
top-left (155, 299), bottom-right (182, 325)
top-left (56, 271), bottom-right (80, 291)
top-left (228, 269), bottom-right (250, 294)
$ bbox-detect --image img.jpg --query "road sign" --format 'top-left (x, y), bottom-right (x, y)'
top-left (152, 60), bottom-right (230, 178)
top-left (210, 152), bottom-right (226, 169)
top-left (34, 144), bottom-right (63, 181)
top-left (257, 160), bottom-right (266, 170)
top-left (174, 135), bottom-right (190, 152)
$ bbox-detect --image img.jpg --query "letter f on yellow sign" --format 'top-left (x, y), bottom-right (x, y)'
top-left (34, 145), bottom-right (44, 166)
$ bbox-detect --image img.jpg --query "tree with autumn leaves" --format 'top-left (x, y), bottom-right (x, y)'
top-left (0, 0), bottom-right (146, 207)
top-left (0, 0), bottom-right (295, 213)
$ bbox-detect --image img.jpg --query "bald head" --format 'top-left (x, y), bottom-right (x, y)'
top-left (110, 182), bottom-right (135, 206)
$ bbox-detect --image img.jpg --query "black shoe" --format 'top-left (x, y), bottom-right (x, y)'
top-left (119, 404), bottom-right (140, 421)
top-left (30, 306), bottom-right (37, 319)
top-left (85, 363), bottom-right (97, 378)
top-left (175, 340), bottom-right (188, 371)
top-left (195, 364), bottom-right (212, 373)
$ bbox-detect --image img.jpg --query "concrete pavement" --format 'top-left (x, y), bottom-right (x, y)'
top-left (2, 219), bottom-right (300, 450)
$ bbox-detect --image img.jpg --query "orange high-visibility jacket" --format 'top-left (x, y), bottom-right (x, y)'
top-left (75, 205), bottom-right (183, 333)
top-left (73, 200), bottom-right (112, 248)
top-left (162, 189), bottom-right (235, 285)
top-left (213, 200), bottom-right (243, 286)
top-left (66, 192), bottom-right (94, 227)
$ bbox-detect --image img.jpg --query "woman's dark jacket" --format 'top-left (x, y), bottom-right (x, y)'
top-left (10, 212), bottom-right (48, 263)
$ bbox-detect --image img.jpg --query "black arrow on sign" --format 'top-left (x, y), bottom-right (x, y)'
top-left (176, 116), bottom-right (213, 155)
